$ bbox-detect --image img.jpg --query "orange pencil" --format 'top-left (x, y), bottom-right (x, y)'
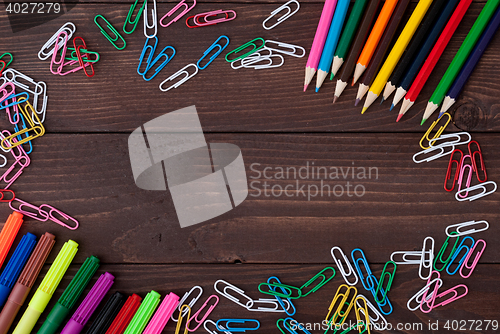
top-left (353, 0), bottom-right (399, 84)
top-left (0, 212), bottom-right (24, 268)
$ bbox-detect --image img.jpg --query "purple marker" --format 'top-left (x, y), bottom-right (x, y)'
top-left (61, 272), bottom-right (115, 334)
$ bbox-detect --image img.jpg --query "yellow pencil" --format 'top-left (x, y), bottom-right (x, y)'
top-left (362, 0), bottom-right (434, 114)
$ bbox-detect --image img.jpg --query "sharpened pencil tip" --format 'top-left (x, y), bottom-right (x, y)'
top-left (361, 107), bottom-right (367, 114)
top-left (438, 111), bottom-right (444, 118)
top-left (315, 87), bottom-right (319, 93)
top-left (303, 85), bottom-right (308, 92)
top-left (333, 96), bottom-right (338, 104)
top-left (390, 104), bottom-right (394, 111)
top-left (354, 99), bottom-right (360, 106)
top-left (396, 114), bottom-right (403, 122)
top-left (379, 97), bottom-right (385, 105)
top-left (421, 118), bottom-right (426, 126)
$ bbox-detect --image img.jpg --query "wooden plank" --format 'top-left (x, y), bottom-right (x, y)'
top-left (2, 3), bottom-right (500, 132)
top-left (20, 264), bottom-right (500, 333)
top-left (1, 133), bottom-right (498, 264)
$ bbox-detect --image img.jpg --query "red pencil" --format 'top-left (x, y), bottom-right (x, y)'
top-left (398, 0), bottom-right (474, 117)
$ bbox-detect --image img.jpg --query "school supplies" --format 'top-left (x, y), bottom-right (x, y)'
top-left (174, 305), bottom-right (190, 334)
top-left (330, 247), bottom-right (358, 285)
top-left (265, 41), bottom-right (305, 58)
top-left (38, 256), bottom-right (100, 334)
top-left (265, 277), bottom-right (296, 315)
top-left (0, 211), bottom-right (24, 268)
top-left (172, 286), bottom-right (202, 321)
top-left (105, 294), bottom-right (142, 334)
top-left (1, 99), bottom-right (44, 150)
top-left (13, 239), bottom-right (78, 334)
top-left (143, 292), bottom-right (179, 334)
top-left (446, 220), bottom-right (489, 237)
top-left (422, 0), bottom-right (500, 124)
top-left (460, 239), bottom-right (486, 278)
top-left (0, 233), bottom-right (37, 307)
top-left (0, 53), bottom-right (13, 68)
top-left (137, 36), bottom-right (176, 81)
top-left (412, 132), bottom-right (471, 163)
top-left (123, 0), bottom-right (147, 34)
top-left (159, 0), bottom-right (197, 28)
top-left (187, 295), bottom-right (218, 331)
top-left (144, 0), bottom-right (157, 38)
top-left (94, 15), bottom-right (127, 50)
top-left (73, 37), bottom-right (95, 78)
top-left (440, 6), bottom-right (500, 116)
top-left (159, 64), bottom-right (198, 92)
top-left (362, 0), bottom-right (435, 113)
top-left (455, 181), bottom-right (497, 201)
top-left (263, 0), bottom-right (300, 30)
top-left (38, 23), bottom-right (76, 61)
top-left (61, 272), bottom-right (115, 334)
top-left (197, 36), bottom-right (229, 70)
top-left (9, 198), bottom-right (79, 230)
top-left (123, 291), bottom-right (161, 334)
top-left (325, 284), bottom-right (357, 327)
top-left (186, 10), bottom-right (236, 28)
top-left (303, 0), bottom-right (338, 91)
top-left (87, 292), bottom-right (126, 334)
top-left (0, 232), bottom-right (55, 334)
top-left (216, 319), bottom-right (260, 332)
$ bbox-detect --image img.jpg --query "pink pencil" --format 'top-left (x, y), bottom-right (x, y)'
top-left (304, 0), bottom-right (338, 91)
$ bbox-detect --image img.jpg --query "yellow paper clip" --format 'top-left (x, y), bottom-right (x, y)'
top-left (419, 113), bottom-right (452, 150)
top-left (175, 304), bottom-right (191, 334)
top-left (354, 295), bottom-right (370, 334)
top-left (1, 98), bottom-right (44, 150)
top-left (325, 284), bottom-right (357, 328)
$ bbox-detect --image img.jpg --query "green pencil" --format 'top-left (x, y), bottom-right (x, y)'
top-left (331, 0), bottom-right (370, 77)
top-left (422, 0), bottom-right (500, 124)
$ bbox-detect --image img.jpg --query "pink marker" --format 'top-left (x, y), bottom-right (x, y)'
top-left (142, 293), bottom-right (179, 334)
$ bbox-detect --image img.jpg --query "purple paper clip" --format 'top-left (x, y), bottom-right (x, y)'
top-left (9, 198), bottom-right (79, 230)
top-left (457, 155), bottom-right (473, 198)
top-left (159, 0), bottom-right (196, 27)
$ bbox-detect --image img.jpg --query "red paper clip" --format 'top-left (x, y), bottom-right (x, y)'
top-left (444, 149), bottom-right (463, 192)
top-left (468, 141), bottom-right (487, 182)
top-left (186, 10), bottom-right (235, 28)
top-left (0, 60), bottom-right (5, 76)
top-left (73, 37), bottom-right (94, 78)
top-left (0, 189), bottom-right (15, 202)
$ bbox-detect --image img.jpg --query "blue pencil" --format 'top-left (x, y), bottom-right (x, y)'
top-left (316, 0), bottom-right (351, 92)
top-left (392, 0), bottom-right (460, 111)
top-left (439, 5), bottom-right (500, 116)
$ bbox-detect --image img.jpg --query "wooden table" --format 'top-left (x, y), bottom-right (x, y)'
top-left (1, 0), bottom-right (499, 332)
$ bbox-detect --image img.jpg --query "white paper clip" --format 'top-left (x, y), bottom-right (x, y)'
top-left (242, 54), bottom-right (284, 69)
top-left (445, 220), bottom-right (489, 237)
top-left (214, 279), bottom-right (255, 309)
top-left (262, 0), bottom-right (300, 30)
top-left (407, 278), bottom-right (443, 311)
top-left (170, 285), bottom-right (203, 322)
top-left (390, 251), bottom-right (425, 264)
top-left (413, 143), bottom-right (455, 163)
top-left (419, 237), bottom-right (434, 280)
top-left (204, 320), bottom-right (232, 334)
top-left (245, 298), bottom-right (291, 312)
top-left (38, 22), bottom-right (76, 61)
top-left (429, 132), bottom-right (471, 147)
top-left (159, 63), bottom-right (198, 92)
top-left (144, 0), bottom-right (157, 38)
top-left (356, 294), bottom-right (388, 330)
top-left (230, 48), bottom-right (272, 70)
top-left (331, 246), bottom-right (358, 285)
top-left (264, 40), bottom-right (305, 58)
top-left (455, 181), bottom-right (497, 201)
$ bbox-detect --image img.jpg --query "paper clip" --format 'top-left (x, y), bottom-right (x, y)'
top-left (186, 295), bottom-right (218, 332)
top-left (446, 220), bottom-right (489, 237)
top-left (94, 15), bottom-right (126, 50)
top-left (356, 294), bottom-right (388, 330)
top-left (1, 99), bottom-right (44, 150)
top-left (354, 296), bottom-right (370, 334)
top-left (0, 53), bottom-right (13, 68)
top-left (230, 48), bottom-right (272, 70)
top-left (214, 280), bottom-right (254, 309)
top-left (39, 204), bottom-right (79, 230)
top-left (390, 251), bottom-right (424, 264)
top-left (351, 249), bottom-right (374, 291)
top-left (429, 131), bottom-right (471, 147)
top-left (186, 10), bottom-right (236, 28)
top-left (446, 236), bottom-right (475, 275)
top-left (0, 82), bottom-right (15, 102)
top-left (0, 61), bottom-right (5, 76)
top-left (171, 286), bottom-right (203, 322)
top-left (138, 37), bottom-right (158, 75)
top-left (432, 284), bottom-right (468, 309)
top-left (62, 47), bottom-right (100, 63)
top-left (0, 153), bottom-right (6, 168)
top-left (264, 40), bottom-right (305, 58)
top-left (444, 149), bottom-right (463, 191)
top-left (9, 198), bottom-right (79, 229)
top-left (13, 112), bottom-right (33, 154)
top-left (204, 320), bottom-right (232, 334)
top-left (144, 0), bottom-right (158, 38)
top-left (419, 237), bottom-right (434, 280)
top-left (197, 36), bottom-right (230, 70)
top-left (266, 276), bottom-right (296, 315)
top-left (225, 38), bottom-right (265, 62)
top-left (258, 282), bottom-right (302, 299)
top-left (50, 30), bottom-right (68, 75)
top-left (433, 232), bottom-right (460, 271)
top-left (73, 37), bottom-right (95, 78)
top-left (175, 305), bottom-right (191, 334)
top-left (419, 271), bottom-right (441, 313)
top-left (325, 284), bottom-right (357, 327)
top-left (460, 239), bottom-right (486, 278)
top-left (216, 319), bottom-right (260, 333)
top-left (0, 189), bottom-right (15, 202)
top-left (331, 247), bottom-right (358, 285)
top-left (263, 0), bottom-right (300, 30)
top-left (160, 0), bottom-right (197, 28)
top-left (124, 0), bottom-right (147, 34)
top-left (457, 155), bottom-right (473, 198)
top-left (38, 22), bottom-right (76, 60)
top-left (366, 274), bottom-right (392, 315)
top-left (407, 277), bottom-right (442, 311)
top-left (299, 267), bottom-right (335, 297)
top-left (419, 113), bottom-right (452, 150)
top-left (468, 141), bottom-right (487, 182)
top-left (59, 58), bottom-right (92, 76)
top-left (159, 64), bottom-right (198, 92)
top-left (278, 317), bottom-right (311, 334)
top-left (242, 54), bottom-right (284, 70)
top-left (374, 261), bottom-right (396, 304)
top-left (0, 132), bottom-right (29, 189)
top-left (144, 47), bottom-right (176, 81)
top-left (0, 92), bottom-right (29, 111)
top-left (245, 298), bottom-right (291, 313)
top-left (455, 181), bottom-right (497, 201)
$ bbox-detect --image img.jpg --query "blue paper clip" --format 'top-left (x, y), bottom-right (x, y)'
top-left (13, 112), bottom-right (33, 154)
top-left (366, 274), bottom-right (393, 315)
top-left (351, 249), bottom-right (374, 291)
top-left (446, 236), bottom-right (475, 275)
top-left (0, 92), bottom-right (29, 110)
top-left (216, 319), bottom-right (260, 332)
top-left (138, 37), bottom-right (158, 76)
top-left (268, 276), bottom-right (296, 316)
top-left (197, 35), bottom-right (230, 70)
top-left (143, 46), bottom-right (175, 81)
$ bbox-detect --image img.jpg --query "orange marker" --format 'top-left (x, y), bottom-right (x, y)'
top-left (0, 212), bottom-right (24, 268)
top-left (353, 0), bottom-right (399, 84)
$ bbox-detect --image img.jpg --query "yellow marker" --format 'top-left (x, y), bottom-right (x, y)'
top-left (12, 240), bottom-right (78, 334)
top-left (362, 0), bottom-right (435, 113)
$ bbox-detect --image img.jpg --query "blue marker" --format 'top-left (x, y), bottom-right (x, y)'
top-left (315, 0), bottom-right (351, 92)
top-left (0, 233), bottom-right (37, 307)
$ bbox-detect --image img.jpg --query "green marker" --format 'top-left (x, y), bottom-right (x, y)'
top-left (37, 256), bottom-right (100, 334)
top-left (124, 291), bottom-right (161, 334)
top-left (13, 240), bottom-right (78, 334)
top-left (422, 0), bottom-right (500, 124)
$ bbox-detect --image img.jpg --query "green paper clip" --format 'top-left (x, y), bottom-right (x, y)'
top-left (225, 38), bottom-right (264, 63)
top-left (374, 261), bottom-right (396, 304)
top-left (258, 283), bottom-right (302, 299)
top-left (61, 48), bottom-right (100, 63)
top-left (0, 53), bottom-right (13, 68)
top-left (94, 15), bottom-right (126, 50)
top-left (434, 231), bottom-right (460, 271)
top-left (300, 267), bottom-right (336, 297)
top-left (123, 0), bottom-right (147, 34)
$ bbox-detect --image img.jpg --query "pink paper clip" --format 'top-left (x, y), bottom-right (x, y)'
top-left (0, 131), bottom-right (30, 189)
top-left (456, 155), bottom-right (472, 198)
top-left (460, 239), bottom-right (486, 279)
top-left (9, 198), bottom-right (79, 230)
top-left (468, 141), bottom-right (487, 182)
top-left (432, 284), bottom-right (468, 308)
top-left (187, 295), bottom-right (219, 332)
top-left (420, 271), bottom-right (441, 313)
top-left (39, 204), bottom-right (79, 230)
top-left (143, 292), bottom-right (180, 334)
top-left (159, 0), bottom-right (196, 27)
top-left (186, 10), bottom-right (236, 28)
top-left (0, 82), bottom-right (15, 102)
top-left (59, 58), bottom-right (92, 76)
top-left (50, 31), bottom-right (69, 75)
top-left (0, 85), bottom-right (20, 125)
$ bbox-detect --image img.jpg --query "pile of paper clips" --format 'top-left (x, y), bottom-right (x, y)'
top-left (413, 113), bottom-right (497, 201)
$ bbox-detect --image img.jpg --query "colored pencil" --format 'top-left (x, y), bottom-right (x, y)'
top-left (330, 0), bottom-right (372, 77)
top-left (422, 0), bottom-right (500, 123)
top-left (399, 0), bottom-right (473, 117)
top-left (440, 5), bottom-right (500, 116)
top-left (353, 0), bottom-right (399, 85)
top-left (362, 0), bottom-right (435, 114)
top-left (382, 0), bottom-right (449, 103)
top-left (316, 0), bottom-right (351, 91)
top-left (355, 0), bottom-right (410, 105)
top-left (334, 0), bottom-right (382, 101)
top-left (393, 0), bottom-right (460, 117)
top-left (304, 0), bottom-right (338, 91)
